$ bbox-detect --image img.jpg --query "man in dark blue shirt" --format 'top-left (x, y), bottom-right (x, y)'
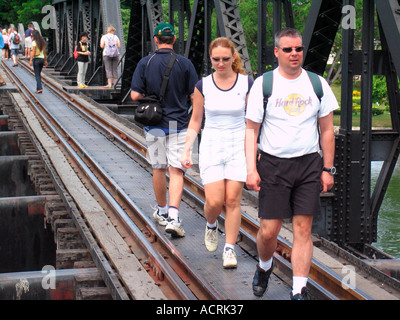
top-left (24, 24), bottom-right (34, 59)
top-left (131, 23), bottom-right (198, 237)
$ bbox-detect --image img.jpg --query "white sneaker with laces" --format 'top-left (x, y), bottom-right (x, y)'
top-left (222, 248), bottom-right (237, 269)
top-left (165, 219), bottom-right (185, 237)
top-left (204, 222), bottom-right (218, 252)
top-left (153, 207), bottom-right (168, 226)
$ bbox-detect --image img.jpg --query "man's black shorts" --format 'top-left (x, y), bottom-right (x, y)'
top-left (257, 151), bottom-right (322, 220)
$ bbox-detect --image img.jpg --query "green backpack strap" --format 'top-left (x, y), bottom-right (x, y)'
top-left (306, 70), bottom-right (323, 102)
top-left (262, 71), bottom-right (273, 112)
top-left (258, 71), bottom-right (273, 143)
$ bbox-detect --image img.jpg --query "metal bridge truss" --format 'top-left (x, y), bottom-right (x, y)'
top-left (299, 0), bottom-right (400, 255)
top-left (48, 0), bottom-right (400, 256)
top-left (48, 0), bottom-right (125, 86)
top-left (120, 0), bottom-right (252, 101)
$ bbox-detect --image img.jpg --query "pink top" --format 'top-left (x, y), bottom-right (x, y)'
top-left (2, 34), bottom-right (9, 45)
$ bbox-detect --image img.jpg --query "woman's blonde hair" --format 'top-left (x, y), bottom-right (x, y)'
top-left (209, 37), bottom-right (246, 75)
top-left (107, 25), bottom-right (116, 33)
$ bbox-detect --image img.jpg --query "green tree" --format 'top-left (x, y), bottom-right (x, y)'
top-left (0, 0), bottom-right (51, 35)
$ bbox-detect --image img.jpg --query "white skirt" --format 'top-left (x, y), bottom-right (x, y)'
top-left (199, 128), bottom-right (247, 185)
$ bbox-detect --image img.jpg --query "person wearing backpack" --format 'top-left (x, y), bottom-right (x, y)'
top-left (9, 26), bottom-right (21, 67)
top-left (245, 28), bottom-right (339, 300)
top-left (100, 25), bottom-right (120, 88)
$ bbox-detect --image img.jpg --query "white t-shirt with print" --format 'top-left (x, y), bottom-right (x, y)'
top-left (246, 68), bottom-right (339, 158)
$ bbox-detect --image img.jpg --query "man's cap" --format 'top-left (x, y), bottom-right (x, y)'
top-left (154, 23), bottom-right (175, 37)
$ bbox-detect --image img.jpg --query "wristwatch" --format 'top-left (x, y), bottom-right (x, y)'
top-left (323, 166), bottom-right (336, 175)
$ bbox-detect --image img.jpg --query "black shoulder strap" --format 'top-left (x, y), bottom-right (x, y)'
top-left (159, 53), bottom-right (177, 101)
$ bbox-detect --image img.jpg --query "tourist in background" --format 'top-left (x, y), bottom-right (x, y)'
top-left (0, 30), bottom-right (6, 86)
top-left (29, 30), bottom-right (47, 94)
top-left (7, 29), bottom-right (12, 60)
top-left (76, 31), bottom-right (90, 88)
top-left (2, 29), bottom-right (9, 60)
top-left (100, 25), bottom-right (120, 88)
top-left (9, 26), bottom-right (21, 67)
top-left (24, 24), bottom-right (34, 59)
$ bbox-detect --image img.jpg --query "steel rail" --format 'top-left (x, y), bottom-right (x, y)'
top-left (2, 65), bottom-right (129, 300)
top-left (4, 62), bottom-right (222, 300)
top-left (14, 61), bottom-right (372, 300)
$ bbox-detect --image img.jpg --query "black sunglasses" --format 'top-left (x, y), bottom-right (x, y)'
top-left (211, 57), bottom-right (232, 63)
top-left (279, 46), bottom-right (304, 53)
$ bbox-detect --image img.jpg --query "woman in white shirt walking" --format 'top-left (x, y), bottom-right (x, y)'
top-left (180, 37), bottom-right (253, 269)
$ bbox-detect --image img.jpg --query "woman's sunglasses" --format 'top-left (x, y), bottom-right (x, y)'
top-left (279, 46), bottom-right (304, 53)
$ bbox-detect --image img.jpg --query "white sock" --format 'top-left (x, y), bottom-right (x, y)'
top-left (168, 206), bottom-right (179, 221)
top-left (292, 276), bottom-right (308, 295)
top-left (224, 243), bottom-right (235, 252)
top-left (259, 257), bottom-right (273, 271)
top-left (206, 221), bottom-right (217, 229)
top-left (158, 205), bottom-right (168, 216)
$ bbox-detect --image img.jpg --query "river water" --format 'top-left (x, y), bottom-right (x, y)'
top-left (371, 161), bottom-right (400, 258)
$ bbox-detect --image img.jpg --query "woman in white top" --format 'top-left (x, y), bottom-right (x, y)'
top-left (181, 37), bottom-right (253, 269)
top-left (100, 25), bottom-right (121, 88)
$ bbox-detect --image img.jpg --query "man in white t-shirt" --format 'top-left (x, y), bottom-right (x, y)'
top-left (245, 28), bottom-right (339, 300)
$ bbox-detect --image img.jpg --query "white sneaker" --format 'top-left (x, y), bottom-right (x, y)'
top-left (204, 222), bottom-right (218, 252)
top-left (165, 219), bottom-right (185, 237)
top-left (153, 208), bottom-right (168, 226)
top-left (222, 248), bottom-right (237, 269)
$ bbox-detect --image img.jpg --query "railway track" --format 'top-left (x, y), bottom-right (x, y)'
top-left (2, 59), bottom-right (398, 300)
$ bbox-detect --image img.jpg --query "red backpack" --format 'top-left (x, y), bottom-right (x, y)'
top-left (12, 33), bottom-right (20, 45)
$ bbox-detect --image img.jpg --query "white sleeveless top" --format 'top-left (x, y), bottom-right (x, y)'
top-left (198, 73), bottom-right (252, 133)
top-left (196, 73), bottom-right (252, 184)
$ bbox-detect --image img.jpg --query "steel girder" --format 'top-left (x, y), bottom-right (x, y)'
top-left (257, 0), bottom-right (295, 75)
top-left (299, 0), bottom-right (400, 249)
top-left (120, 0), bottom-right (144, 103)
top-left (213, 0), bottom-right (252, 76)
top-left (120, 0), bottom-right (252, 98)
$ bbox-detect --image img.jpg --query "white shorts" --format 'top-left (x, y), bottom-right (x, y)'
top-left (145, 128), bottom-right (187, 171)
top-left (25, 37), bottom-right (32, 49)
top-left (199, 129), bottom-right (247, 185)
